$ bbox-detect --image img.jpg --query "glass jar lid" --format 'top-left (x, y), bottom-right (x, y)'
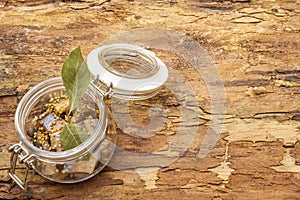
top-left (87, 44), bottom-right (168, 100)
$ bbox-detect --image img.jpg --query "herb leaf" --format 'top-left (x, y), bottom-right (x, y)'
top-left (62, 46), bottom-right (92, 113)
top-left (60, 123), bottom-right (89, 150)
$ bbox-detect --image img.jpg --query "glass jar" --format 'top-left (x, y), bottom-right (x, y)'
top-left (9, 44), bottom-right (168, 189)
top-left (9, 77), bottom-right (116, 189)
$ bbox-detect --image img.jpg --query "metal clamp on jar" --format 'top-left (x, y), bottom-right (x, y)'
top-left (8, 44), bottom-right (168, 189)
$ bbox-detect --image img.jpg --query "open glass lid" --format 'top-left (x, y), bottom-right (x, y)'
top-left (86, 44), bottom-right (168, 100)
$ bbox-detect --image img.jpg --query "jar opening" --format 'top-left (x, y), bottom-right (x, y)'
top-left (98, 44), bottom-right (159, 79)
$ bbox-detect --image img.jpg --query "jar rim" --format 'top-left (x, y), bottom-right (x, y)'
top-left (87, 43), bottom-right (168, 100)
top-left (15, 77), bottom-right (107, 161)
top-left (99, 43), bottom-right (159, 79)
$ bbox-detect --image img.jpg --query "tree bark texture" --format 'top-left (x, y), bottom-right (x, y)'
top-left (0, 0), bottom-right (300, 199)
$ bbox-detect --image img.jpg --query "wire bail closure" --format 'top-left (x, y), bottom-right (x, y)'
top-left (8, 143), bottom-right (36, 190)
top-left (91, 75), bottom-right (114, 100)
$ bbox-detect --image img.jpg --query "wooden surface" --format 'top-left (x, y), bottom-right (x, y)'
top-left (1, 0), bottom-right (300, 199)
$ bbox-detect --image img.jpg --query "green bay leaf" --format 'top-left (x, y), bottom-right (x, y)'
top-left (61, 46), bottom-right (92, 113)
top-left (60, 123), bottom-right (89, 150)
